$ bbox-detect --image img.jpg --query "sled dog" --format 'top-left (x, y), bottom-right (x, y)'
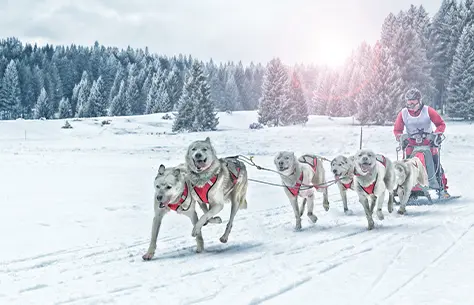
top-left (330, 155), bottom-right (356, 215)
top-left (185, 137), bottom-right (248, 243)
top-left (393, 157), bottom-right (429, 215)
top-left (143, 163), bottom-right (206, 260)
top-left (274, 151), bottom-right (330, 230)
top-left (353, 149), bottom-right (396, 230)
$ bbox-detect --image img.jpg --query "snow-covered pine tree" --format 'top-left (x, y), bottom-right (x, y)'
top-left (126, 75), bottom-right (143, 115)
top-left (381, 13), bottom-right (398, 49)
top-left (156, 80), bottom-right (172, 113)
top-left (145, 73), bottom-right (159, 114)
top-left (108, 80), bottom-right (131, 116)
top-left (223, 73), bottom-right (240, 113)
top-left (75, 72), bottom-right (90, 118)
top-left (257, 57), bottom-right (289, 126)
top-left (34, 87), bottom-right (49, 119)
top-left (172, 75), bottom-right (195, 132)
top-left (0, 59), bottom-right (21, 119)
top-left (446, 24), bottom-right (474, 119)
top-left (281, 70), bottom-right (308, 125)
top-left (58, 97), bottom-right (72, 119)
top-left (86, 76), bottom-right (107, 117)
top-left (365, 43), bottom-right (405, 125)
top-left (428, 0), bottom-right (461, 110)
top-left (173, 60), bottom-right (218, 132)
top-left (191, 61), bottom-right (218, 131)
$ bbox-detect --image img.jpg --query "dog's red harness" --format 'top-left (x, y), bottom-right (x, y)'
top-left (286, 156), bottom-right (319, 196)
top-left (356, 155), bottom-right (387, 195)
top-left (167, 183), bottom-right (189, 211)
top-left (342, 181), bottom-right (353, 190)
top-left (194, 167), bottom-right (240, 204)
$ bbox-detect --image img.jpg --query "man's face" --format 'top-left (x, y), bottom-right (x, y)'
top-left (406, 99), bottom-right (420, 110)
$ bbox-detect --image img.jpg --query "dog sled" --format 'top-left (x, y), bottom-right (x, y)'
top-left (395, 130), bottom-right (461, 205)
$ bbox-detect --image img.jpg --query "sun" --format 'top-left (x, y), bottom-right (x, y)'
top-left (311, 31), bottom-right (352, 68)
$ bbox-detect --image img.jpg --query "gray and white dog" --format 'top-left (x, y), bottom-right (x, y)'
top-left (274, 151), bottom-right (330, 230)
top-left (393, 157), bottom-right (429, 215)
top-left (185, 137), bottom-right (248, 243)
top-left (143, 163), bottom-right (207, 260)
top-left (352, 149), bottom-right (396, 230)
top-left (330, 155), bottom-right (356, 215)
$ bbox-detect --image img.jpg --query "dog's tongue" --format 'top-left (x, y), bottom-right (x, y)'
top-left (361, 164), bottom-right (371, 172)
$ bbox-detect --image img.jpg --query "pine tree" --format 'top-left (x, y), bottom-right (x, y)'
top-left (428, 0), bottom-right (461, 110)
top-left (446, 24), bottom-right (474, 119)
top-left (257, 58), bottom-right (289, 126)
top-left (126, 75), bottom-right (143, 115)
top-left (58, 97), bottom-right (72, 119)
top-left (223, 74), bottom-right (240, 112)
top-left (145, 73), bottom-right (160, 114)
top-left (156, 80), bottom-right (172, 112)
top-left (166, 65), bottom-right (183, 110)
top-left (281, 70), bottom-right (308, 125)
top-left (34, 87), bottom-right (49, 119)
top-left (173, 60), bottom-right (218, 132)
top-left (75, 72), bottom-right (90, 118)
top-left (108, 80), bottom-right (130, 116)
top-left (86, 76), bottom-right (107, 117)
top-left (0, 59), bottom-right (21, 119)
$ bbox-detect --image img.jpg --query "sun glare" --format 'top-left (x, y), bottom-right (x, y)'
top-left (312, 32), bottom-right (352, 68)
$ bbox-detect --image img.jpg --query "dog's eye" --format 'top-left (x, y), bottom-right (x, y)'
top-left (166, 185), bottom-right (172, 189)
top-left (156, 185), bottom-right (160, 189)
top-left (192, 147), bottom-right (196, 151)
top-left (202, 148), bottom-right (207, 152)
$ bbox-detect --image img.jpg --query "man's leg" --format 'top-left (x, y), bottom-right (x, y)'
top-left (432, 153), bottom-right (450, 197)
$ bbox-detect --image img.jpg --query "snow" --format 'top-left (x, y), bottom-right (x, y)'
top-left (0, 111), bottom-right (473, 305)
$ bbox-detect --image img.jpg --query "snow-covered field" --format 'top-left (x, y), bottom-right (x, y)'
top-left (1, 111), bottom-right (473, 305)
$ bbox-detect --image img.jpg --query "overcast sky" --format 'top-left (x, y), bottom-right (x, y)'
top-left (0, 0), bottom-right (442, 66)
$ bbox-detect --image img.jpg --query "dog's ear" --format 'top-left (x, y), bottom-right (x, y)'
top-left (158, 164), bottom-right (166, 175)
top-left (205, 137), bottom-right (211, 143)
top-left (172, 168), bottom-right (181, 177)
top-left (342, 156), bottom-right (348, 163)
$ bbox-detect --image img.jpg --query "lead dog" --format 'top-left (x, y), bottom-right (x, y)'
top-left (393, 157), bottom-right (429, 215)
top-left (142, 164), bottom-right (212, 260)
top-left (353, 149), bottom-right (396, 230)
top-left (186, 137), bottom-right (248, 243)
top-left (274, 151), bottom-right (330, 230)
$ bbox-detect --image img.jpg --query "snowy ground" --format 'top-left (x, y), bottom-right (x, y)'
top-left (0, 111), bottom-right (473, 305)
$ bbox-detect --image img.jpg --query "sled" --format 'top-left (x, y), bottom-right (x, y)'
top-left (395, 130), bottom-right (461, 206)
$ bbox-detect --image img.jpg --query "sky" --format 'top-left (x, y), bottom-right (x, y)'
top-left (0, 0), bottom-right (442, 67)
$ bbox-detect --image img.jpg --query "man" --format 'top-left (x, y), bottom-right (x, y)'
top-left (393, 88), bottom-right (450, 198)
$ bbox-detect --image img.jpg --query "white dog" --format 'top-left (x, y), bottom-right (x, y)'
top-left (330, 155), bottom-right (356, 215)
top-left (142, 164), bottom-right (210, 260)
top-left (185, 137), bottom-right (248, 244)
top-left (393, 157), bottom-right (429, 215)
top-left (274, 151), bottom-right (330, 230)
top-left (353, 149), bottom-right (396, 230)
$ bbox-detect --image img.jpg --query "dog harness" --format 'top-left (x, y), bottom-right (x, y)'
top-left (342, 181), bottom-right (353, 190)
top-left (286, 155), bottom-right (319, 196)
top-left (193, 158), bottom-right (241, 204)
top-left (356, 155), bottom-right (387, 195)
top-left (166, 183), bottom-right (189, 211)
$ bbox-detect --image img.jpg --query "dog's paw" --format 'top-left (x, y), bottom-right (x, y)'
top-left (295, 218), bottom-right (302, 231)
top-left (376, 210), bottom-right (384, 220)
top-left (219, 235), bottom-right (228, 243)
top-left (208, 216), bottom-right (222, 224)
top-left (397, 208), bottom-right (406, 215)
top-left (344, 209), bottom-right (354, 216)
top-left (307, 213), bottom-right (318, 223)
top-left (388, 205), bottom-right (394, 213)
top-left (367, 219), bottom-right (375, 230)
top-left (142, 252), bottom-right (155, 261)
top-left (323, 201), bottom-right (330, 211)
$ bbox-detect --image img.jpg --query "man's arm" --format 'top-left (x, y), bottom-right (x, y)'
top-left (427, 106), bottom-right (446, 133)
top-left (393, 111), bottom-right (404, 140)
